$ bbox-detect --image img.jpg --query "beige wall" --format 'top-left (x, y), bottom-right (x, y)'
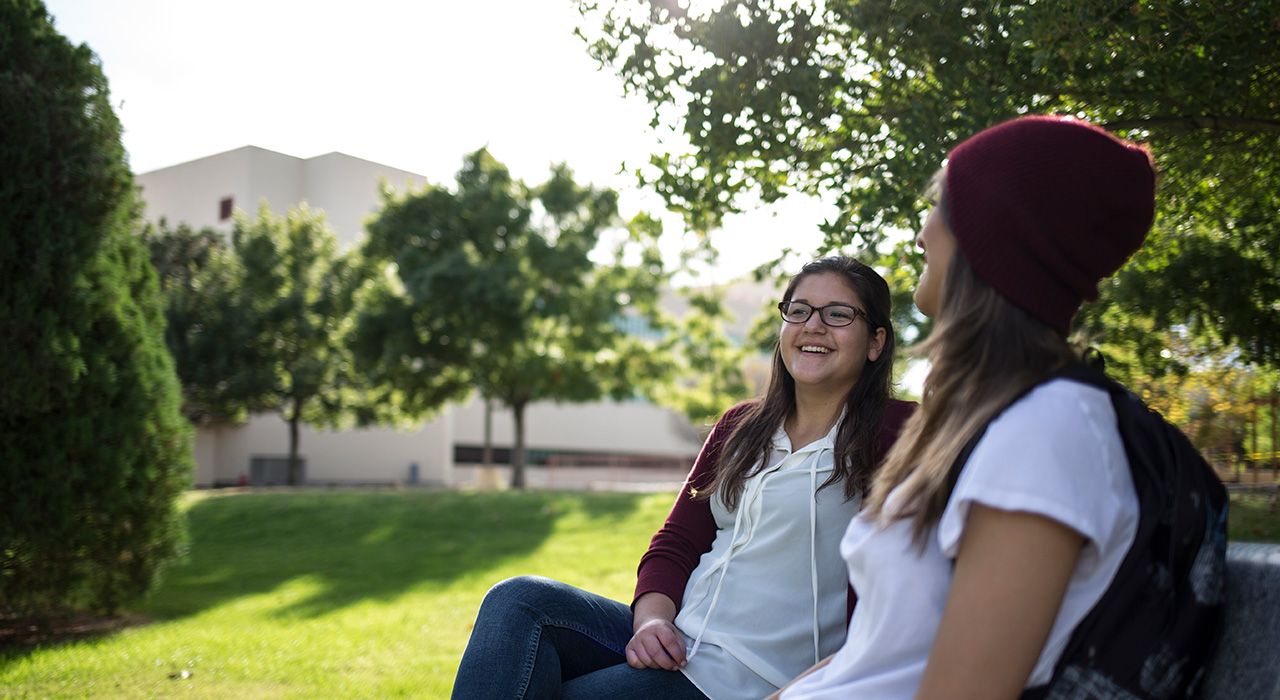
top-left (243, 147), bottom-right (305, 224)
top-left (302, 152), bottom-right (427, 248)
top-left (451, 396), bottom-right (703, 459)
top-left (192, 427), bottom-right (219, 487)
top-left (136, 147), bottom-right (253, 235)
top-left (191, 398), bottom-right (702, 489)
top-left (136, 146), bottom-right (427, 248)
top-left (193, 413), bottom-right (453, 488)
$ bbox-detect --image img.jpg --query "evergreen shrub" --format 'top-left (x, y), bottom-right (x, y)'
top-left (0, 0), bottom-right (193, 613)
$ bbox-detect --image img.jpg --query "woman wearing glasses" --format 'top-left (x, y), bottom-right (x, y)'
top-left (452, 256), bottom-right (916, 699)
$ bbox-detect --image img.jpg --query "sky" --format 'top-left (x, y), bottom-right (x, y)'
top-left (41, 0), bottom-right (832, 284)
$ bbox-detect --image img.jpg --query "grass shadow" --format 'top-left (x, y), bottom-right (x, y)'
top-left (574, 489), bottom-right (669, 521)
top-left (0, 611), bottom-right (151, 663)
top-left (140, 489), bottom-right (651, 622)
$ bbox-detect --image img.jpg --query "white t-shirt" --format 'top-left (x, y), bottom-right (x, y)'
top-left (783, 379), bottom-right (1139, 700)
top-left (677, 420), bottom-right (862, 700)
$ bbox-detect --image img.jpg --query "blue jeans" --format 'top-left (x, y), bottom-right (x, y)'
top-left (451, 575), bottom-right (709, 700)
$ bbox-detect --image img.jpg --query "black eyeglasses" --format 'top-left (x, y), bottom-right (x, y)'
top-left (777, 301), bottom-right (867, 327)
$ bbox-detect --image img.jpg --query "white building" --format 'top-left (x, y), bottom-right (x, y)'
top-left (135, 145), bottom-right (427, 248)
top-left (137, 146), bottom-right (706, 489)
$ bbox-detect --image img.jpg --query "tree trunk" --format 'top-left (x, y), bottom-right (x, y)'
top-left (1271, 385), bottom-right (1277, 472)
top-left (510, 400), bottom-right (527, 489)
top-left (288, 396), bottom-right (304, 486)
top-left (482, 398), bottom-right (494, 469)
top-left (1252, 393), bottom-right (1259, 479)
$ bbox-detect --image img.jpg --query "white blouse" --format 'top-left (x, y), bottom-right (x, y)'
top-left (677, 419), bottom-right (862, 700)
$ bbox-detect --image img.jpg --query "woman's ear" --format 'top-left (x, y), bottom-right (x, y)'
top-left (867, 326), bottom-right (887, 363)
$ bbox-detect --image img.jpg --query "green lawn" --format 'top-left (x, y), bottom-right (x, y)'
top-left (0, 489), bottom-right (675, 699)
top-left (1228, 489), bottom-right (1280, 543)
top-left (3, 487), bottom-right (1277, 699)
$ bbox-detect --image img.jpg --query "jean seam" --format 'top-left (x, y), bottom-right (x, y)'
top-left (515, 615), bottom-right (629, 699)
top-left (545, 616), bottom-right (629, 656)
top-left (515, 621), bottom-right (541, 700)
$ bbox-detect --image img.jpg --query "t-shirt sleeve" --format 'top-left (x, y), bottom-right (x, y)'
top-left (937, 381), bottom-right (1133, 574)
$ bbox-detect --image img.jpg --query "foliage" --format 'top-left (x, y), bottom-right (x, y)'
top-left (140, 219), bottom-right (251, 424)
top-left (654, 287), bottom-right (751, 429)
top-left (224, 204), bottom-right (380, 484)
top-left (576, 0), bottom-right (1280, 367)
top-left (1095, 327), bottom-right (1274, 465)
top-left (0, 0), bottom-right (192, 613)
top-left (360, 150), bottom-right (671, 488)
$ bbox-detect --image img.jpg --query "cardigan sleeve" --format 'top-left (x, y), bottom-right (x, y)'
top-left (633, 403), bottom-right (752, 610)
top-left (875, 399), bottom-right (917, 464)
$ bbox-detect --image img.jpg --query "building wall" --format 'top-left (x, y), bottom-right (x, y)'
top-left (194, 413), bottom-right (453, 488)
top-left (302, 152), bottom-right (427, 248)
top-left (192, 427), bottom-right (219, 487)
top-left (136, 147), bottom-right (254, 234)
top-left (135, 146), bottom-right (428, 247)
top-left (242, 147), bottom-right (305, 225)
top-left (451, 395), bottom-right (703, 459)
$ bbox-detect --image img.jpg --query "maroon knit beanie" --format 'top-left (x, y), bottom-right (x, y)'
top-left (945, 116), bottom-right (1156, 336)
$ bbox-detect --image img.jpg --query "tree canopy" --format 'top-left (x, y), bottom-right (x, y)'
top-left (359, 150), bottom-right (670, 487)
top-left (576, 0), bottom-right (1280, 367)
top-left (654, 287), bottom-right (751, 429)
top-left (141, 219), bottom-right (251, 425)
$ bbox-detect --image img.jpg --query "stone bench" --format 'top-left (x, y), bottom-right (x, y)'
top-left (1197, 542), bottom-right (1280, 700)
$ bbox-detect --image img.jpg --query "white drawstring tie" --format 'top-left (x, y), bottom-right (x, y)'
top-left (809, 452), bottom-right (822, 663)
top-left (687, 443), bottom-right (830, 667)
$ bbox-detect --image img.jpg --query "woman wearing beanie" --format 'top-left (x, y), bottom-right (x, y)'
top-left (772, 116), bottom-right (1218, 700)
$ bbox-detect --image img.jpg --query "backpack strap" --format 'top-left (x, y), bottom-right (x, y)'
top-left (943, 352), bottom-right (1109, 503)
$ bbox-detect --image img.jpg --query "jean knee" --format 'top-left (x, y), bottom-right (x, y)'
top-left (480, 575), bottom-right (573, 619)
top-left (484, 574), bottom-right (556, 603)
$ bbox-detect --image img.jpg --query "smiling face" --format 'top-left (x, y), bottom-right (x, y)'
top-left (780, 271), bottom-right (887, 400)
top-left (914, 205), bottom-right (958, 317)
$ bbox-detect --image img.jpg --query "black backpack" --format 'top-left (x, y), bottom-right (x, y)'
top-left (947, 357), bottom-right (1229, 700)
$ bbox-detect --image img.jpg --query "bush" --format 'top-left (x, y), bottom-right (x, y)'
top-left (0, 0), bottom-right (193, 613)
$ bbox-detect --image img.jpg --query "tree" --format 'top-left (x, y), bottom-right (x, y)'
top-left (1, 0), bottom-right (192, 613)
top-left (654, 287), bottom-right (751, 430)
top-left (359, 150), bottom-right (670, 488)
top-left (140, 219), bottom-right (250, 425)
top-left (226, 203), bottom-right (377, 485)
top-left (576, 0), bottom-right (1280, 368)
top-left (1099, 326), bottom-right (1279, 473)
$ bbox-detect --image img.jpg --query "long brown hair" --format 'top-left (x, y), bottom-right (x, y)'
top-left (701, 256), bottom-right (898, 510)
top-left (864, 248), bottom-right (1077, 544)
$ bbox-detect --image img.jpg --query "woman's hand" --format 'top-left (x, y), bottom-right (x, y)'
top-left (627, 592), bottom-right (687, 670)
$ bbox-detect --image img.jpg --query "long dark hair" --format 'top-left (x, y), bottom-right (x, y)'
top-left (701, 256), bottom-right (898, 510)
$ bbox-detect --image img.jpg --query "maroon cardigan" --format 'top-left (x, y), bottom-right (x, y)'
top-left (633, 398), bottom-right (917, 621)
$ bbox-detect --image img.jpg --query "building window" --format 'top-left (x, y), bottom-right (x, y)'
top-left (249, 456), bottom-right (303, 486)
top-left (218, 196), bottom-right (234, 221)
